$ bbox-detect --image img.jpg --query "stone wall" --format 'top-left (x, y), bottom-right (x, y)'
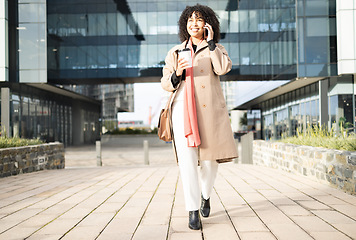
top-left (253, 140), bottom-right (356, 195)
top-left (0, 142), bottom-right (65, 178)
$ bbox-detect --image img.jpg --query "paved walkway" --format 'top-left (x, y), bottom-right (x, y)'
top-left (0, 136), bottom-right (356, 240)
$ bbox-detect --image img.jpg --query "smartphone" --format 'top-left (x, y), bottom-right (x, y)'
top-left (204, 27), bottom-right (208, 39)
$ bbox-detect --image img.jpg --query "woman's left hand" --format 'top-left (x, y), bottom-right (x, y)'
top-left (204, 23), bottom-right (214, 41)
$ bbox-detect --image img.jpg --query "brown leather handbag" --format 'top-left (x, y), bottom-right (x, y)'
top-left (157, 92), bottom-right (175, 142)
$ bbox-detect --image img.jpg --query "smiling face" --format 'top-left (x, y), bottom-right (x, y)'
top-left (187, 12), bottom-right (206, 41)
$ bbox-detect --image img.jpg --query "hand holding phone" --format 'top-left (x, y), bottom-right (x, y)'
top-left (204, 23), bottom-right (214, 41)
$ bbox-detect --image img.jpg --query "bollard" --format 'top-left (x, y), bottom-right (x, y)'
top-left (234, 138), bottom-right (240, 164)
top-left (96, 140), bottom-right (102, 166)
top-left (241, 132), bottom-right (253, 164)
top-left (143, 140), bottom-right (149, 165)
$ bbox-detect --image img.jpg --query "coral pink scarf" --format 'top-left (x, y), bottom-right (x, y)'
top-left (184, 39), bottom-right (201, 147)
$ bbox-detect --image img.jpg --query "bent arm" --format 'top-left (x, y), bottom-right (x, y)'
top-left (161, 48), bottom-right (178, 92)
top-left (210, 44), bottom-right (232, 76)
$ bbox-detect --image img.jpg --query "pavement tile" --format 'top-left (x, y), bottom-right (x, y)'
top-left (27, 234), bottom-right (64, 240)
top-left (299, 187), bottom-right (331, 196)
top-left (265, 196), bottom-right (297, 206)
top-left (202, 211), bottom-right (230, 224)
top-left (297, 200), bottom-right (331, 210)
top-left (0, 208), bottom-right (41, 228)
top-left (214, 193), bottom-right (247, 206)
top-left (141, 209), bottom-right (171, 226)
top-left (93, 202), bottom-right (124, 213)
top-left (97, 232), bottom-right (132, 240)
top-left (103, 216), bottom-right (139, 235)
top-left (19, 214), bottom-right (58, 228)
top-left (78, 212), bottom-right (115, 227)
top-left (333, 223), bottom-right (356, 239)
top-left (133, 225), bottom-right (168, 240)
top-left (61, 226), bottom-right (102, 240)
top-left (231, 216), bottom-right (269, 232)
top-left (283, 192), bottom-right (314, 201)
top-left (169, 232), bottom-right (202, 240)
top-left (267, 223), bottom-right (313, 240)
top-left (32, 218), bottom-right (79, 235)
top-left (258, 189), bottom-right (284, 197)
top-left (291, 215), bottom-right (336, 233)
top-left (226, 205), bottom-right (256, 218)
top-left (238, 193), bottom-right (267, 204)
top-left (171, 205), bottom-right (186, 218)
top-left (253, 209), bottom-right (293, 224)
top-left (0, 226), bottom-right (40, 240)
top-left (313, 195), bottom-right (351, 205)
top-left (239, 231), bottom-right (276, 240)
top-left (312, 210), bottom-right (355, 224)
top-left (277, 205), bottom-right (312, 216)
top-left (329, 204), bottom-right (356, 219)
top-left (170, 216), bottom-right (190, 232)
top-left (203, 223), bottom-right (238, 240)
top-left (309, 231), bottom-right (352, 240)
top-left (0, 220), bottom-right (20, 233)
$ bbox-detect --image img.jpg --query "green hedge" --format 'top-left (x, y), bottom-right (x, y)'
top-left (280, 126), bottom-right (356, 151)
top-left (0, 137), bottom-right (44, 148)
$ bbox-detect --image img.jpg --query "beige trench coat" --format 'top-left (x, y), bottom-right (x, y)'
top-left (161, 40), bottom-right (238, 163)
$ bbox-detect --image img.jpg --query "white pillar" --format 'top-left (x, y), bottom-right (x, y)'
top-left (143, 140), bottom-right (149, 165)
top-left (0, 0), bottom-right (8, 82)
top-left (1, 87), bottom-right (10, 137)
top-left (336, 0), bottom-right (356, 75)
top-left (241, 132), bottom-right (253, 164)
top-left (96, 140), bottom-right (102, 166)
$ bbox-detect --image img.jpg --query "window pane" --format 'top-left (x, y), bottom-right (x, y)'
top-left (305, 0), bottom-right (328, 16)
top-left (19, 24), bottom-right (39, 69)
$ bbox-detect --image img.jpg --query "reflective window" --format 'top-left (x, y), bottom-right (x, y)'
top-left (47, 0), bottom-right (297, 82)
top-left (18, 1), bottom-right (46, 83)
top-left (297, 0), bottom-right (336, 78)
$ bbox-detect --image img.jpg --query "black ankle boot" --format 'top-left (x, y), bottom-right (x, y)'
top-left (188, 210), bottom-right (201, 230)
top-left (200, 195), bottom-right (210, 217)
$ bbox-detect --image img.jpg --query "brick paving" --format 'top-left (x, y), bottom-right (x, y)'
top-left (0, 136), bottom-right (355, 240)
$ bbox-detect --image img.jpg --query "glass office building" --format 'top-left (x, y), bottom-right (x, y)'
top-left (1, 0), bottom-right (355, 144)
top-left (1, 0), bottom-right (101, 146)
top-left (236, 0), bottom-right (355, 140)
top-left (46, 0), bottom-right (297, 84)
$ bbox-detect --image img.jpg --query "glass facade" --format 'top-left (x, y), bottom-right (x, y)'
top-left (3, 84), bottom-right (101, 146)
top-left (261, 81), bottom-right (321, 139)
top-left (18, 0), bottom-right (47, 83)
top-left (296, 0), bottom-right (337, 77)
top-left (47, 0), bottom-right (297, 83)
top-left (3, 0), bottom-right (353, 145)
top-left (260, 76), bottom-right (355, 140)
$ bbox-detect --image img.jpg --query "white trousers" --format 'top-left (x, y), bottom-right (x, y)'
top-left (172, 82), bottom-right (218, 211)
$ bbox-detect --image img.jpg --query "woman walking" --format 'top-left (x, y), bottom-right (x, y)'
top-left (161, 4), bottom-right (238, 230)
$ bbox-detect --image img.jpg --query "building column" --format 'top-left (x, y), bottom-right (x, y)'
top-left (72, 101), bottom-right (84, 145)
top-left (319, 79), bottom-right (329, 129)
top-left (0, 0), bottom-right (8, 82)
top-left (1, 87), bottom-right (10, 137)
top-left (273, 112), bottom-right (277, 140)
top-left (353, 74), bottom-right (356, 133)
top-left (336, 0), bottom-right (356, 75)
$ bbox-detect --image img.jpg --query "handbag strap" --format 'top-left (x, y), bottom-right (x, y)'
top-left (164, 81), bottom-right (181, 110)
top-left (165, 91), bottom-right (175, 110)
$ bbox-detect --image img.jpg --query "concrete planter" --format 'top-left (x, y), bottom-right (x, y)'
top-left (253, 140), bottom-right (356, 195)
top-left (0, 142), bottom-right (65, 178)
